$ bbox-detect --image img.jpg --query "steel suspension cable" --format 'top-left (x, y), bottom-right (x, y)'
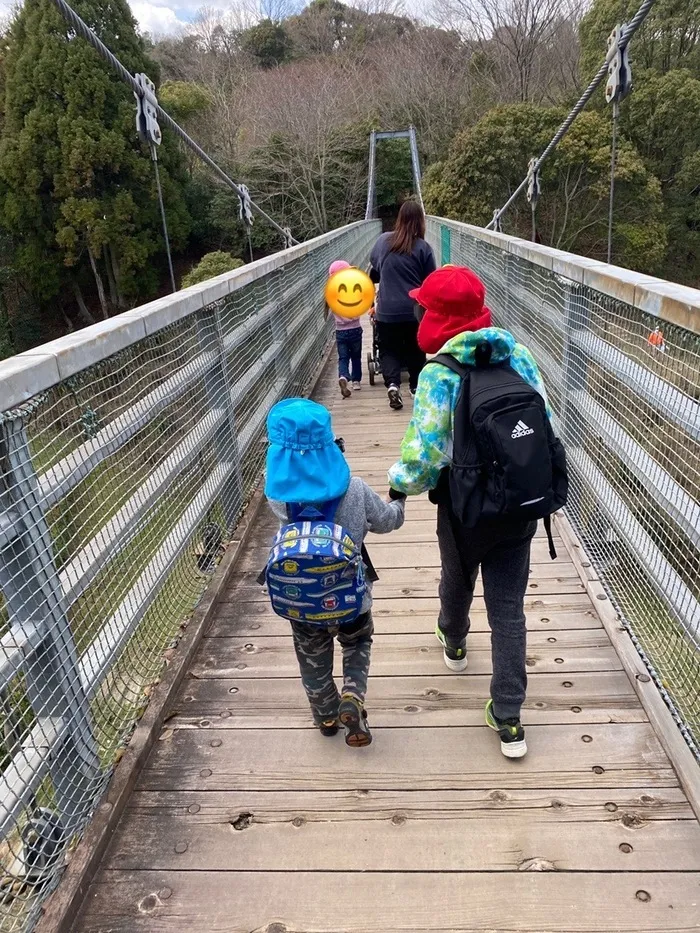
top-left (487, 0), bottom-right (656, 232)
top-left (48, 0), bottom-right (298, 245)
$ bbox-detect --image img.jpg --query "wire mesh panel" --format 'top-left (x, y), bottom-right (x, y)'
top-left (0, 219), bottom-right (379, 930)
top-left (427, 216), bottom-right (700, 757)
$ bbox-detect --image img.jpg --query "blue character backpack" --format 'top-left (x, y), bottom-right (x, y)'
top-left (261, 500), bottom-right (366, 626)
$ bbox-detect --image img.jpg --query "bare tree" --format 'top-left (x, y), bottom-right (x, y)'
top-left (238, 57), bottom-right (372, 234)
top-left (347, 0), bottom-right (408, 15)
top-left (433, 0), bottom-right (583, 103)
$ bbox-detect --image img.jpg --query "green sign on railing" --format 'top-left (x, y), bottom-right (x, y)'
top-left (440, 225), bottom-right (451, 265)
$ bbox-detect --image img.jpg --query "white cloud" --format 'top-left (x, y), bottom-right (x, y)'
top-left (129, 0), bottom-right (191, 35)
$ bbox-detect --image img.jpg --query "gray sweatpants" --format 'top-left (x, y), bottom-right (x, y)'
top-left (436, 504), bottom-right (536, 720)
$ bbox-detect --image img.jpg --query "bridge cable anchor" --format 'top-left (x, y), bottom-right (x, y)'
top-left (134, 73), bottom-right (176, 292)
top-left (526, 157), bottom-right (541, 243)
top-left (238, 184), bottom-right (255, 262)
top-left (605, 24), bottom-right (632, 264)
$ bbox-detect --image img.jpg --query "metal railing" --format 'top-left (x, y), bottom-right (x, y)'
top-left (0, 219), bottom-right (379, 930)
top-left (428, 216), bottom-right (700, 755)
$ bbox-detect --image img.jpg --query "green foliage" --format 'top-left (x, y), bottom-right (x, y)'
top-left (579, 0), bottom-right (700, 81)
top-left (424, 104), bottom-right (666, 272)
top-left (181, 250), bottom-right (244, 287)
top-left (375, 139), bottom-right (415, 209)
top-left (624, 68), bottom-right (700, 283)
top-left (241, 19), bottom-right (291, 68)
top-left (0, 299), bottom-right (12, 359)
top-left (0, 0), bottom-right (191, 320)
top-left (159, 81), bottom-right (213, 121)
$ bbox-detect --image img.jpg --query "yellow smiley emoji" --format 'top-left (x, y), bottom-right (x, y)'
top-left (324, 267), bottom-right (375, 319)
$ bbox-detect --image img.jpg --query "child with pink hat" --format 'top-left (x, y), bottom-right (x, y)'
top-left (327, 260), bottom-right (365, 399)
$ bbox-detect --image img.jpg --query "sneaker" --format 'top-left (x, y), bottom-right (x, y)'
top-left (339, 376), bottom-right (351, 399)
top-left (408, 387), bottom-right (416, 398)
top-left (388, 385), bottom-right (403, 410)
top-left (339, 695), bottom-right (372, 747)
top-left (318, 718), bottom-right (339, 737)
top-left (485, 699), bottom-right (527, 759)
top-left (435, 624), bottom-right (468, 672)
top-left (352, 382), bottom-right (362, 391)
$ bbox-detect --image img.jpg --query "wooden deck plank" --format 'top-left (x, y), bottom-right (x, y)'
top-left (136, 723), bottom-right (676, 792)
top-left (212, 593), bottom-right (599, 635)
top-left (191, 630), bottom-right (622, 679)
top-left (166, 671), bottom-right (645, 728)
top-left (76, 871), bottom-right (700, 932)
top-left (225, 569), bottom-right (587, 600)
top-left (209, 603), bottom-right (602, 636)
top-left (239, 542), bottom-right (569, 571)
top-left (103, 794), bottom-right (700, 872)
top-left (119, 786), bottom-right (697, 817)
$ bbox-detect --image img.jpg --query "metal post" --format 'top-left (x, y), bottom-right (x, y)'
top-left (365, 131), bottom-right (377, 221)
top-left (560, 283), bottom-right (590, 447)
top-left (0, 418), bottom-right (100, 838)
top-left (195, 307), bottom-right (244, 531)
top-left (409, 125), bottom-right (423, 207)
top-left (607, 100), bottom-right (620, 265)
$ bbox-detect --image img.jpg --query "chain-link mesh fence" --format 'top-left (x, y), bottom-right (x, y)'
top-left (0, 220), bottom-right (379, 931)
top-left (428, 216), bottom-right (700, 757)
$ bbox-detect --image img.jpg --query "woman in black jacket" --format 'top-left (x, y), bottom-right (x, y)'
top-left (370, 200), bottom-right (436, 410)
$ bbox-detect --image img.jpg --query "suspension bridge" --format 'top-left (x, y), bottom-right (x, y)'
top-left (0, 0), bottom-right (698, 930)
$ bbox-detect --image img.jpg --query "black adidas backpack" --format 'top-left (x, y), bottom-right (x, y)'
top-left (431, 345), bottom-right (568, 558)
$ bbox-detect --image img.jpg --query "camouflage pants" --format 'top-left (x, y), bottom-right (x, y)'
top-left (290, 613), bottom-right (373, 724)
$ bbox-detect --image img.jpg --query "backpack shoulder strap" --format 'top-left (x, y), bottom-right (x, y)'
top-left (429, 353), bottom-right (469, 379)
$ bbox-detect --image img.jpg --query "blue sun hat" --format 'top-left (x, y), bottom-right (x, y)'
top-left (264, 398), bottom-right (350, 504)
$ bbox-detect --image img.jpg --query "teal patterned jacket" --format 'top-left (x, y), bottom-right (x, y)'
top-left (387, 328), bottom-right (552, 496)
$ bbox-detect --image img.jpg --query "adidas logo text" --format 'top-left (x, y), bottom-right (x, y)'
top-left (511, 420), bottom-right (534, 439)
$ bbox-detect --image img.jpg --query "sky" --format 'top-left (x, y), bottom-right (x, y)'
top-left (0, 0), bottom-right (250, 37)
top-left (129, 0), bottom-right (205, 35)
top-left (0, 0), bottom-right (425, 40)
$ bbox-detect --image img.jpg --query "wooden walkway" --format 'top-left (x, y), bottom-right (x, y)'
top-left (75, 359), bottom-right (700, 932)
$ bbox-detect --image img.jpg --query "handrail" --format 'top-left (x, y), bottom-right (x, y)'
top-left (0, 222), bottom-right (372, 414)
top-left (429, 217), bottom-right (700, 336)
top-left (0, 219), bottom-right (381, 925)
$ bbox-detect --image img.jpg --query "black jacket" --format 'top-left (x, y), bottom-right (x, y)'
top-left (370, 233), bottom-right (436, 323)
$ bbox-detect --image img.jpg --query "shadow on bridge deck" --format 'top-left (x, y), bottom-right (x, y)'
top-left (73, 357), bottom-right (700, 932)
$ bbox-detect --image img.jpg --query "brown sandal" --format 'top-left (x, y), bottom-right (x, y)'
top-left (339, 696), bottom-right (372, 747)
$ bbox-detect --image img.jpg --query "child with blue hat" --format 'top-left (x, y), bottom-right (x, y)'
top-left (264, 397), bottom-right (406, 746)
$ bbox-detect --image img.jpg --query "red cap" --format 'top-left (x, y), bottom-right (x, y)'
top-left (411, 266), bottom-right (492, 353)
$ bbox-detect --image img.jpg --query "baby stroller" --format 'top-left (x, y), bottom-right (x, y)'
top-left (367, 312), bottom-right (381, 386)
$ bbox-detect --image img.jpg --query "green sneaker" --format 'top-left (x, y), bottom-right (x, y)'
top-left (485, 699), bottom-right (527, 759)
top-left (435, 624), bottom-right (468, 672)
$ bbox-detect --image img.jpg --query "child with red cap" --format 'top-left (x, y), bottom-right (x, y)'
top-left (388, 265), bottom-right (554, 760)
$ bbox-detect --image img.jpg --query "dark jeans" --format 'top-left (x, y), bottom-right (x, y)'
top-left (290, 613), bottom-right (373, 724)
top-left (336, 328), bottom-right (362, 383)
top-left (436, 505), bottom-right (536, 720)
top-left (376, 319), bottom-right (425, 392)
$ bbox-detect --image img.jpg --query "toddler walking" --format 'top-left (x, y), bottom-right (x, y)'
top-left (263, 398), bottom-right (405, 745)
top-left (328, 260), bottom-right (364, 399)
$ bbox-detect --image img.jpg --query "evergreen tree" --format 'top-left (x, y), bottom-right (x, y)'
top-left (424, 105), bottom-right (667, 273)
top-left (0, 0), bottom-right (191, 323)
